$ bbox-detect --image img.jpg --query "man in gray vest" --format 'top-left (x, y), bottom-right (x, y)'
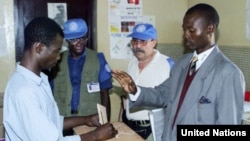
top-left (51, 18), bottom-right (112, 134)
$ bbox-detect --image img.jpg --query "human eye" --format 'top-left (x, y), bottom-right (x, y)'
top-left (131, 39), bottom-right (138, 45)
top-left (141, 40), bottom-right (148, 45)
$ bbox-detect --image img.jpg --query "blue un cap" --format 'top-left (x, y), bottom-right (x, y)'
top-left (127, 23), bottom-right (157, 40)
top-left (63, 18), bottom-right (88, 40)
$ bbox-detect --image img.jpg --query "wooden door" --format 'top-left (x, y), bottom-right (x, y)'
top-left (14, 0), bottom-right (96, 61)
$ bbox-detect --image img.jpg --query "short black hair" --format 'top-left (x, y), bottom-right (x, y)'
top-left (24, 17), bottom-right (64, 51)
top-left (185, 3), bottom-right (220, 28)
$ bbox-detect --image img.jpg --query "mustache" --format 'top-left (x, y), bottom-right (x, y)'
top-left (132, 48), bottom-right (145, 53)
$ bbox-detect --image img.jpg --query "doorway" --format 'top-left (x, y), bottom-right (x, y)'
top-left (14, 0), bottom-right (96, 61)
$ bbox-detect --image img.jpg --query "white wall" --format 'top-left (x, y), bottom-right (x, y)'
top-left (0, 0), bottom-right (15, 137)
top-left (189, 0), bottom-right (250, 46)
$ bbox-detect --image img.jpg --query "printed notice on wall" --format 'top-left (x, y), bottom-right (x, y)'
top-left (109, 0), bottom-right (155, 59)
top-left (109, 16), bottom-right (155, 59)
top-left (109, 0), bottom-right (142, 16)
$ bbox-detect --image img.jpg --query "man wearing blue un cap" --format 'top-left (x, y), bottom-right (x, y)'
top-left (51, 18), bottom-right (112, 134)
top-left (119, 23), bottom-right (174, 141)
top-left (127, 23), bottom-right (157, 40)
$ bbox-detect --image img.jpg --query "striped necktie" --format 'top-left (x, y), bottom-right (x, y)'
top-left (189, 56), bottom-right (198, 76)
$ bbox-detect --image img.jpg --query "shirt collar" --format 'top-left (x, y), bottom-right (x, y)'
top-left (193, 44), bottom-right (216, 69)
top-left (68, 50), bottom-right (86, 61)
top-left (16, 63), bottom-right (46, 86)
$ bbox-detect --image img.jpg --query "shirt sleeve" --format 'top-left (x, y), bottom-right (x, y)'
top-left (167, 57), bottom-right (175, 70)
top-left (129, 86), bottom-right (141, 101)
top-left (9, 89), bottom-right (80, 141)
top-left (58, 116), bottom-right (81, 141)
top-left (97, 53), bottom-right (112, 89)
top-left (63, 135), bottom-right (81, 141)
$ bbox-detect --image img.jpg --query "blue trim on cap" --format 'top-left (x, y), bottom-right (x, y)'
top-left (64, 32), bottom-right (86, 40)
top-left (127, 23), bottom-right (157, 40)
top-left (127, 32), bottom-right (156, 40)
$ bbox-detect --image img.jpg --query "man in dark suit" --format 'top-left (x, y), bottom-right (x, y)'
top-left (112, 3), bottom-right (245, 141)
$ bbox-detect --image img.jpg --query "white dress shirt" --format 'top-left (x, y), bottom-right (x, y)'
top-left (126, 50), bottom-right (172, 120)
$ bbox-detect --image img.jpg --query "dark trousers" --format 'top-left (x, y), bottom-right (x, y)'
top-left (122, 110), bottom-right (152, 139)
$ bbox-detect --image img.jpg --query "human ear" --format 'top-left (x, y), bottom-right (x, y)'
top-left (34, 42), bottom-right (46, 54)
top-left (207, 24), bottom-right (215, 33)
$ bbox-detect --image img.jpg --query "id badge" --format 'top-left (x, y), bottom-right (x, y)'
top-left (87, 82), bottom-right (100, 93)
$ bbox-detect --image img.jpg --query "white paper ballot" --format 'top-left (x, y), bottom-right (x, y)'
top-left (97, 104), bottom-right (108, 125)
top-left (149, 108), bottom-right (165, 141)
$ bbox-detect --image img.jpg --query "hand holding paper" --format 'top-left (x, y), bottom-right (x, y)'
top-left (97, 103), bottom-right (108, 124)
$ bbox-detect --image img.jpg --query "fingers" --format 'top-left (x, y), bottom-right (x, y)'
top-left (95, 121), bottom-right (101, 127)
top-left (112, 69), bottom-right (130, 81)
top-left (108, 123), bottom-right (118, 136)
top-left (113, 129), bottom-right (118, 137)
top-left (99, 123), bottom-right (118, 139)
top-left (112, 69), bottom-right (126, 76)
top-left (111, 124), bottom-right (118, 137)
top-left (112, 69), bottom-right (136, 94)
top-left (87, 114), bottom-right (101, 127)
top-left (112, 70), bottom-right (126, 85)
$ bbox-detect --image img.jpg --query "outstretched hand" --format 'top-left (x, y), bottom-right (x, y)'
top-left (111, 69), bottom-right (137, 95)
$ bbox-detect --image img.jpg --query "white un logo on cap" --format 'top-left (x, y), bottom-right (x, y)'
top-left (136, 25), bottom-right (146, 33)
top-left (69, 22), bottom-right (78, 32)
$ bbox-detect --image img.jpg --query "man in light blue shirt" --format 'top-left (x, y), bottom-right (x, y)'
top-left (3, 17), bottom-right (117, 141)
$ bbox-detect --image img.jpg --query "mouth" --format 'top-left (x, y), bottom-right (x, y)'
top-left (184, 40), bottom-right (191, 46)
top-left (74, 45), bottom-right (84, 52)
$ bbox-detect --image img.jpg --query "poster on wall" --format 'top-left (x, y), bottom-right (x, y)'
top-left (47, 3), bottom-right (67, 29)
top-left (109, 0), bottom-right (156, 59)
top-left (109, 0), bottom-right (142, 16)
top-left (109, 15), bottom-right (155, 59)
top-left (109, 15), bottom-right (155, 33)
top-left (109, 0), bottom-right (143, 34)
